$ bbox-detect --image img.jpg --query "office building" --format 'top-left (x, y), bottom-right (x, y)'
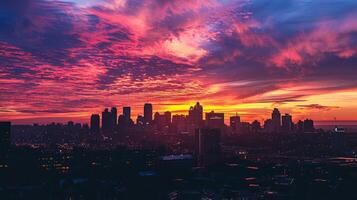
top-left (136, 115), bottom-right (145, 126)
top-left (90, 114), bottom-right (100, 134)
top-left (123, 107), bottom-right (131, 121)
top-left (0, 122), bottom-right (11, 150)
top-left (102, 108), bottom-right (112, 132)
top-left (194, 128), bottom-right (221, 167)
top-left (144, 103), bottom-right (153, 125)
top-left (188, 102), bottom-right (203, 128)
top-left (172, 114), bottom-right (188, 134)
top-left (282, 113), bottom-right (293, 133)
top-left (264, 119), bottom-right (274, 133)
top-left (272, 108), bottom-right (281, 132)
top-left (164, 111), bottom-right (172, 126)
top-left (303, 119), bottom-right (315, 133)
top-left (111, 107), bottom-right (117, 127)
top-left (205, 111), bottom-right (224, 129)
top-left (230, 115), bottom-right (241, 132)
top-left (251, 120), bottom-right (261, 133)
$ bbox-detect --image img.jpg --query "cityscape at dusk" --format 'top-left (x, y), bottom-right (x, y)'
top-left (1, 0), bottom-right (357, 199)
top-left (1, 0), bottom-right (357, 124)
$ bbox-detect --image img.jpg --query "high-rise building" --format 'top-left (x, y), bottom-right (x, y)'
top-left (240, 122), bottom-right (251, 134)
top-left (172, 114), bottom-right (187, 133)
top-left (282, 113), bottom-right (293, 133)
top-left (90, 114), bottom-right (100, 134)
top-left (136, 115), bottom-right (145, 126)
top-left (271, 108), bottom-right (281, 132)
top-left (303, 119), bottom-right (315, 133)
top-left (144, 103), bottom-right (153, 125)
top-left (123, 107), bottom-right (131, 121)
top-left (297, 120), bottom-right (304, 133)
top-left (111, 107), bottom-right (117, 127)
top-left (194, 128), bottom-right (221, 167)
top-left (0, 122), bottom-right (11, 151)
top-left (164, 111), bottom-right (172, 126)
top-left (205, 111), bottom-right (224, 129)
top-left (154, 112), bottom-right (167, 129)
top-left (264, 119), bottom-right (274, 133)
top-left (67, 121), bottom-right (74, 127)
top-left (230, 115), bottom-right (241, 132)
top-left (251, 120), bottom-right (261, 133)
top-left (102, 108), bottom-right (112, 132)
top-left (188, 102), bottom-right (203, 128)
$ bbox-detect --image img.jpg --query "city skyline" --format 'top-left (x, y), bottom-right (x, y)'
top-left (1, 0), bottom-right (357, 124)
top-left (3, 102), bottom-right (357, 126)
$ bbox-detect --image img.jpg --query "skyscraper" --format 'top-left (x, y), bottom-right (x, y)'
top-left (154, 112), bottom-right (166, 129)
top-left (251, 120), bottom-right (261, 133)
top-left (90, 114), bottom-right (100, 134)
top-left (303, 119), bottom-right (315, 133)
top-left (297, 120), bottom-right (304, 133)
top-left (0, 122), bottom-right (11, 151)
top-left (188, 102), bottom-right (203, 128)
top-left (164, 111), bottom-right (172, 126)
top-left (271, 108), bottom-right (281, 132)
top-left (172, 114), bottom-right (187, 134)
top-left (195, 128), bottom-right (221, 167)
top-left (102, 108), bottom-right (112, 133)
top-left (205, 111), bottom-right (224, 129)
top-left (111, 107), bottom-right (117, 127)
top-left (144, 103), bottom-right (153, 125)
top-left (136, 115), bottom-right (145, 126)
top-left (230, 115), bottom-right (241, 132)
top-left (123, 107), bottom-right (131, 121)
top-left (282, 113), bottom-right (293, 133)
top-left (264, 119), bottom-right (274, 133)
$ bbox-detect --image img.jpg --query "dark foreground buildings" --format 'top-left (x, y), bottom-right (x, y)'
top-left (3, 104), bottom-right (357, 199)
top-left (195, 128), bottom-right (221, 167)
top-left (0, 121), bottom-right (11, 151)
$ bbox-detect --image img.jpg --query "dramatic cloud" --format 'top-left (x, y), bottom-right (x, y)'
top-left (0, 0), bottom-right (357, 124)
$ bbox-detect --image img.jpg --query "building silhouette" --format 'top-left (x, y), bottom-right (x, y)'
top-left (102, 108), bottom-right (113, 133)
top-left (123, 107), bottom-right (131, 122)
top-left (164, 111), bottom-right (172, 126)
top-left (303, 119), bottom-right (315, 133)
top-left (90, 114), bottom-right (100, 134)
top-left (297, 120), bottom-right (304, 133)
top-left (264, 119), bottom-right (274, 133)
top-left (189, 102), bottom-right (203, 128)
top-left (251, 120), bottom-right (261, 133)
top-left (154, 112), bottom-right (170, 130)
top-left (272, 108), bottom-right (281, 132)
top-left (172, 114), bottom-right (187, 134)
top-left (136, 115), bottom-right (145, 126)
top-left (144, 103), bottom-right (153, 125)
top-left (282, 113), bottom-right (293, 133)
top-left (206, 111), bottom-right (224, 129)
top-left (111, 107), bottom-right (117, 127)
top-left (230, 115), bottom-right (241, 133)
top-left (194, 128), bottom-right (221, 167)
top-left (0, 122), bottom-right (11, 151)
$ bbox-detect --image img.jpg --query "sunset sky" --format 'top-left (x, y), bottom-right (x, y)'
top-left (1, 0), bottom-right (357, 124)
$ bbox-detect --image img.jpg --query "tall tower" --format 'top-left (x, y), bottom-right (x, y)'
top-left (123, 107), bottom-right (131, 121)
top-left (144, 103), bottom-right (153, 125)
top-left (230, 114), bottom-right (241, 132)
top-left (195, 128), bottom-right (221, 167)
top-left (189, 102), bottom-right (203, 128)
top-left (111, 107), bottom-right (117, 127)
top-left (281, 113), bottom-right (292, 133)
top-left (90, 114), bottom-right (100, 134)
top-left (102, 108), bottom-right (112, 132)
top-left (271, 108), bottom-right (281, 133)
